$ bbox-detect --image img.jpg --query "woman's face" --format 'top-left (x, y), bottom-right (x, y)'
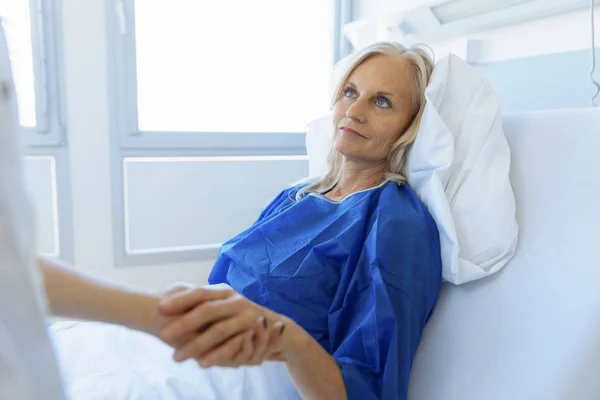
top-left (332, 54), bottom-right (415, 166)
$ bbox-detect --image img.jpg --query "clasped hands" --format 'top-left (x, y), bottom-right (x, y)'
top-left (153, 283), bottom-right (288, 369)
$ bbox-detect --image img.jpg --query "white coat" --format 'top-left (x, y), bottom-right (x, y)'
top-left (0, 21), bottom-right (65, 400)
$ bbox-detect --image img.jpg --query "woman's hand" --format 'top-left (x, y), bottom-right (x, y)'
top-left (208, 314), bottom-right (286, 368)
top-left (158, 284), bottom-right (287, 367)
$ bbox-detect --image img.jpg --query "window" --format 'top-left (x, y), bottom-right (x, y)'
top-left (108, 0), bottom-right (352, 265)
top-left (112, 0), bottom-right (350, 151)
top-left (0, 0), bottom-right (65, 145)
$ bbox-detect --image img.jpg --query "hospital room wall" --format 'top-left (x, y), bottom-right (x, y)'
top-left (472, 49), bottom-right (598, 112)
top-left (32, 0), bottom-right (307, 291)
top-left (353, 1), bottom-right (600, 112)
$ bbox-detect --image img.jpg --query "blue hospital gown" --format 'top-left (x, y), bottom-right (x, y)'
top-left (209, 181), bottom-right (442, 400)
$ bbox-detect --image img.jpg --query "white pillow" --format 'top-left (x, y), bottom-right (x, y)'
top-left (304, 54), bottom-right (518, 285)
top-left (306, 116), bottom-right (332, 176)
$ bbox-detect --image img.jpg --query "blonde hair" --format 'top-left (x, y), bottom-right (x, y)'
top-left (296, 41), bottom-right (434, 201)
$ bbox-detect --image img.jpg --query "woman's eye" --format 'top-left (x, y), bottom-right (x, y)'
top-left (344, 88), bottom-right (357, 97)
top-left (376, 97), bottom-right (391, 108)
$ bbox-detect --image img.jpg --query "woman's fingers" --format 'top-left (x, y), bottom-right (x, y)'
top-left (248, 316), bottom-right (272, 365)
top-left (215, 317), bottom-right (273, 368)
top-left (160, 295), bottom-right (246, 345)
top-left (224, 330), bottom-right (255, 367)
top-left (159, 285), bottom-right (234, 315)
top-left (195, 331), bottom-right (247, 368)
top-left (172, 311), bottom-right (258, 362)
top-left (227, 319), bottom-right (286, 367)
top-left (209, 317), bottom-right (283, 368)
top-left (255, 321), bottom-right (285, 362)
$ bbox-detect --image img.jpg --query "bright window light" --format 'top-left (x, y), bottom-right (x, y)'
top-left (0, 0), bottom-right (37, 127)
top-left (134, 0), bottom-right (335, 133)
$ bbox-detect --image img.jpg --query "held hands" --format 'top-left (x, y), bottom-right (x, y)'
top-left (156, 284), bottom-right (288, 368)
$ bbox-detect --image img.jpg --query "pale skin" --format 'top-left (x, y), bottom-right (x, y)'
top-left (39, 53), bottom-right (417, 400)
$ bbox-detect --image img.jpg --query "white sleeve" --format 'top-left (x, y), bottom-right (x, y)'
top-left (0, 20), bottom-right (66, 400)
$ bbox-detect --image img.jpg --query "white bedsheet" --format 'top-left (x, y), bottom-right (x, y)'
top-left (49, 322), bottom-right (301, 400)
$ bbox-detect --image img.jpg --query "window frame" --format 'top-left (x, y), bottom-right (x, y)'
top-left (25, 146), bottom-right (74, 264)
top-left (21, 0), bottom-right (67, 147)
top-left (106, 0), bottom-right (353, 266)
top-left (29, 0), bottom-right (72, 262)
top-left (1, 0), bottom-right (72, 262)
top-left (109, 0), bottom-right (352, 154)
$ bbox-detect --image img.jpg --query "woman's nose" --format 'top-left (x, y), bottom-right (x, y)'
top-left (346, 98), bottom-right (367, 123)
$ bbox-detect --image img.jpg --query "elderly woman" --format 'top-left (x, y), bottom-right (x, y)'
top-left (42, 41), bottom-right (441, 400)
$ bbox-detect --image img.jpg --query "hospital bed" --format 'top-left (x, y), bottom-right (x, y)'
top-left (408, 107), bottom-right (600, 399)
top-left (48, 107), bottom-right (600, 400)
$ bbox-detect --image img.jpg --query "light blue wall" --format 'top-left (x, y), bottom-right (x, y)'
top-left (472, 49), bottom-right (600, 113)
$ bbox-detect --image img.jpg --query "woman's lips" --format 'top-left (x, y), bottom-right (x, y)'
top-left (340, 126), bottom-right (366, 138)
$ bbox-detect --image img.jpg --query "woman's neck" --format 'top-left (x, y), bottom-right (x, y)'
top-left (326, 161), bottom-right (387, 201)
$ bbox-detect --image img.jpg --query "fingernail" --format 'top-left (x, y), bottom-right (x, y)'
top-left (279, 323), bottom-right (286, 336)
top-left (262, 316), bottom-right (267, 329)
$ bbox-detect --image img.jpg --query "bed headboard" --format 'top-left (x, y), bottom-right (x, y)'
top-left (408, 108), bottom-right (600, 399)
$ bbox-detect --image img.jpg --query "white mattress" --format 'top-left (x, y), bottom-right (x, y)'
top-left (408, 108), bottom-right (600, 399)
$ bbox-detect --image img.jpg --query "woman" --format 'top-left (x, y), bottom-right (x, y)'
top-left (156, 41), bottom-right (442, 399)
top-left (44, 41), bottom-right (441, 400)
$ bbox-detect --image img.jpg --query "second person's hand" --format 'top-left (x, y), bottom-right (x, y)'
top-left (158, 284), bottom-right (287, 367)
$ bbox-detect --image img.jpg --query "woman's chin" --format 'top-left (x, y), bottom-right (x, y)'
top-left (334, 138), bottom-right (360, 157)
